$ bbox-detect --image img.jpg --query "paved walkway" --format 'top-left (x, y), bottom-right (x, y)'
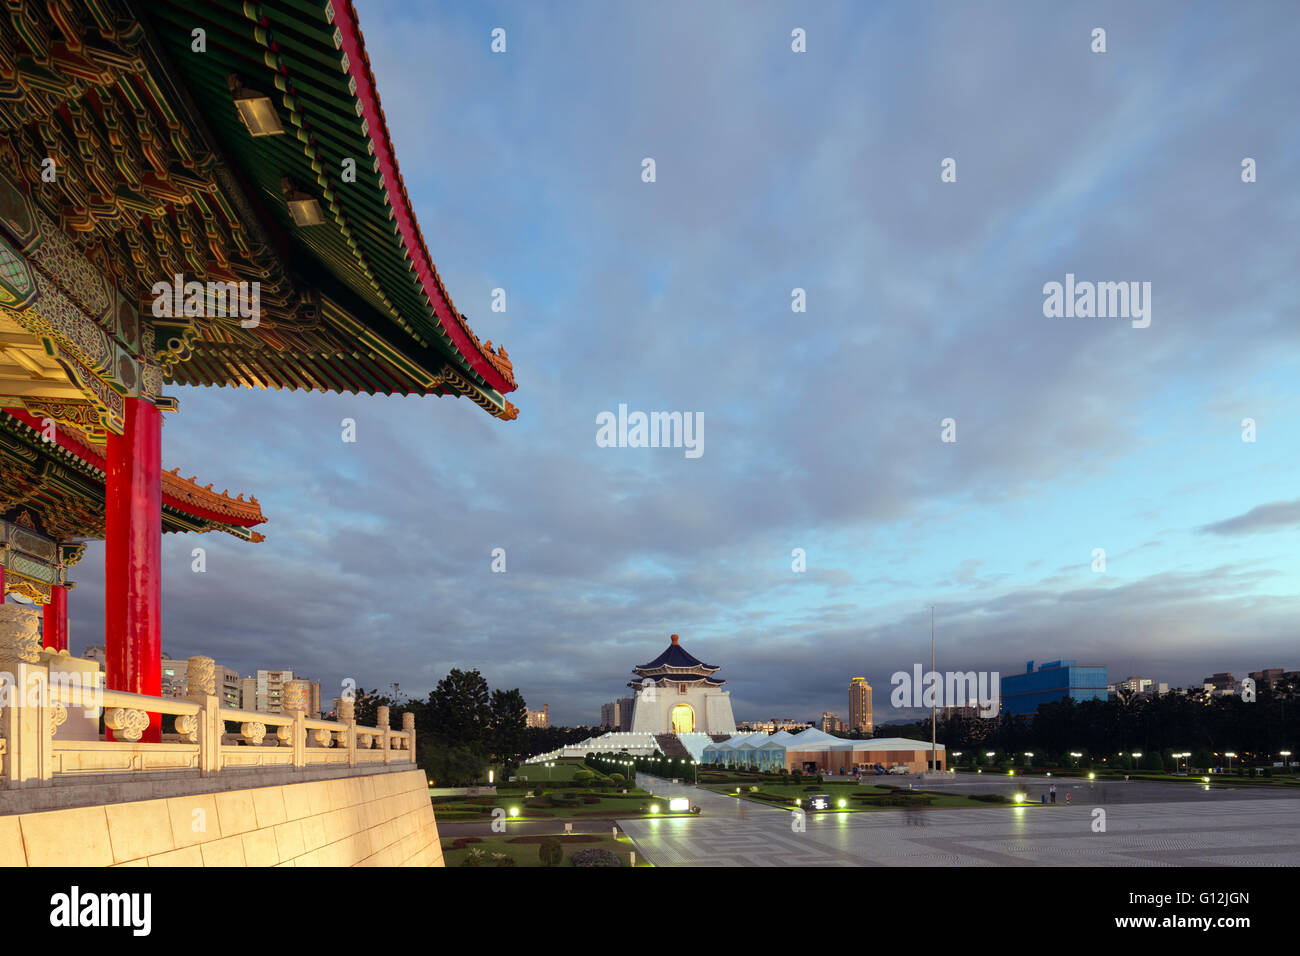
top-left (620, 775), bottom-right (1300, 866)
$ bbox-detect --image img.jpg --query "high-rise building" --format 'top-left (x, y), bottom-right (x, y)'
top-left (1248, 668), bottom-right (1285, 689)
top-left (160, 656), bottom-right (188, 697)
top-left (526, 703), bottom-right (550, 728)
top-left (849, 677), bottom-right (873, 734)
top-left (1203, 672), bottom-right (1235, 690)
top-left (600, 697), bottom-right (636, 731)
top-left (1002, 660), bottom-right (1107, 716)
top-left (218, 666), bottom-right (242, 709)
top-left (1115, 675), bottom-right (1153, 695)
top-left (820, 712), bottom-right (839, 732)
top-left (238, 671), bottom-right (319, 715)
top-left (255, 669), bottom-right (293, 713)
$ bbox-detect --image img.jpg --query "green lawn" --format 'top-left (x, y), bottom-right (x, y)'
top-left (440, 833), bottom-right (651, 867)
top-left (433, 788), bottom-right (692, 821)
top-left (512, 758), bottom-right (593, 783)
top-left (705, 781), bottom-right (1018, 811)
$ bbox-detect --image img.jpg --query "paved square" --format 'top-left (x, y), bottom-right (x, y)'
top-left (620, 777), bottom-right (1300, 866)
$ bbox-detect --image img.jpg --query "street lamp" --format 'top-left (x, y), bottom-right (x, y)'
top-left (985, 751), bottom-right (995, 766)
top-left (1281, 750), bottom-right (1292, 769)
top-left (1225, 751), bottom-right (1236, 770)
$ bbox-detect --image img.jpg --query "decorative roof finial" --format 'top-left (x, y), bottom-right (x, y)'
top-left (671, 633), bottom-right (679, 645)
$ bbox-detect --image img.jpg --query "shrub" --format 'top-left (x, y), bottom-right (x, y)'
top-left (571, 848), bottom-right (621, 867)
top-left (451, 837), bottom-right (482, 851)
top-left (970, 793), bottom-right (1009, 804)
top-left (492, 852), bottom-right (516, 867)
top-left (581, 795), bottom-right (600, 804)
top-left (539, 837), bottom-right (563, 867)
top-left (610, 773), bottom-right (626, 786)
top-left (462, 848), bottom-right (486, 867)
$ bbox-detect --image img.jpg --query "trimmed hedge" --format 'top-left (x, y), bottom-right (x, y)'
top-left (571, 848), bottom-right (621, 867)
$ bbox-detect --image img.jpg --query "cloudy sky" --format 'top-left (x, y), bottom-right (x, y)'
top-left (67, 1), bottom-right (1300, 726)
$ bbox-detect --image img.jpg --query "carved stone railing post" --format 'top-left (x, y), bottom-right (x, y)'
top-left (401, 711), bottom-right (415, 764)
top-left (283, 680), bottom-right (308, 769)
top-left (338, 695), bottom-right (356, 767)
top-left (0, 605), bottom-right (54, 787)
top-left (183, 655), bottom-right (219, 776)
top-left (376, 705), bottom-right (391, 766)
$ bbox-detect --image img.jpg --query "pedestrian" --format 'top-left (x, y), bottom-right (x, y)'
top-left (1050, 783), bottom-right (1056, 804)
top-left (1065, 791), bottom-right (1071, 805)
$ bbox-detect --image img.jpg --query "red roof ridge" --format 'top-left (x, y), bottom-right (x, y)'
top-left (332, 1), bottom-right (517, 397)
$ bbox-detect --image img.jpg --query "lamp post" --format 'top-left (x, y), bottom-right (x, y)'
top-left (1282, 750), bottom-right (1292, 770)
top-left (1070, 751), bottom-right (1083, 769)
top-left (1225, 751), bottom-right (1236, 771)
top-left (985, 750), bottom-right (995, 767)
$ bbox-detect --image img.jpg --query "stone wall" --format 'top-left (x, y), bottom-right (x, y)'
top-left (0, 767), bottom-right (443, 866)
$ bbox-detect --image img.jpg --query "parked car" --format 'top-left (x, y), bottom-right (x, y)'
top-left (887, 765), bottom-right (911, 774)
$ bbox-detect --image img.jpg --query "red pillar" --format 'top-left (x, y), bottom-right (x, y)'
top-left (0, 566), bottom-right (5, 603)
top-left (43, 584), bottom-right (68, 651)
top-left (105, 397), bottom-right (162, 742)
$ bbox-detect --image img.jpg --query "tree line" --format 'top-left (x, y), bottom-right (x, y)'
top-left (342, 669), bottom-right (600, 786)
top-left (880, 681), bottom-right (1299, 769)
top-left (345, 668), bottom-right (525, 787)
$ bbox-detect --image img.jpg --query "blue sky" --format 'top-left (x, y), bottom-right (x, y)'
top-left (64, 1), bottom-right (1300, 725)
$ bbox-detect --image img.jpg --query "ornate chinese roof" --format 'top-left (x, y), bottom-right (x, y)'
top-left (632, 634), bottom-right (722, 678)
top-left (627, 674), bottom-right (726, 690)
top-left (0, 408), bottom-right (267, 541)
top-left (0, 0), bottom-right (518, 420)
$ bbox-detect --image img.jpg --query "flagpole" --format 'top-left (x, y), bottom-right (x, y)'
top-left (930, 605), bottom-right (936, 773)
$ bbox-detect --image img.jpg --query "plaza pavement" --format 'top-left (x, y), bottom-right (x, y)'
top-left (618, 774), bottom-right (1300, 866)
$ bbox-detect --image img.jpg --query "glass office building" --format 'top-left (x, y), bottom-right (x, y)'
top-left (1001, 660), bottom-right (1108, 716)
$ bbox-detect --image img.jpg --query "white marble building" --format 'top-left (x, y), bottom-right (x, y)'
top-left (627, 634), bottom-right (737, 736)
